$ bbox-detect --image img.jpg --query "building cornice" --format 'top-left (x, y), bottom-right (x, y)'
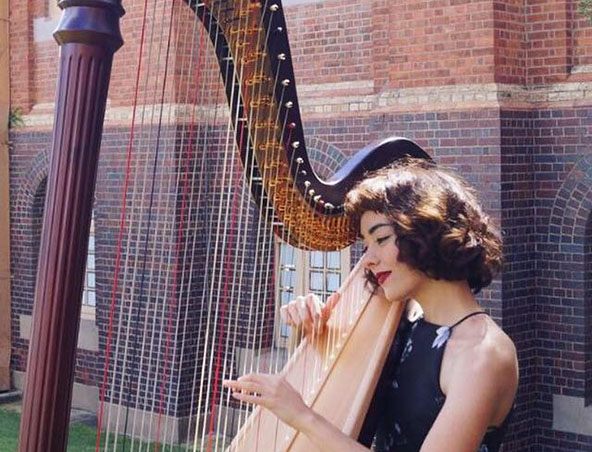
top-left (19, 80), bottom-right (592, 129)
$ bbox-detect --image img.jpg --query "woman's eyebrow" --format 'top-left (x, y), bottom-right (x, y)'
top-left (368, 223), bottom-right (392, 235)
top-left (362, 223), bottom-right (392, 240)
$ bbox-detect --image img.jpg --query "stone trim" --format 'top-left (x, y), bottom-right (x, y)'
top-left (571, 65), bottom-right (592, 75)
top-left (97, 402), bottom-right (247, 445)
top-left (13, 370), bottom-right (98, 413)
top-left (553, 394), bottom-right (592, 436)
top-left (22, 81), bottom-right (592, 128)
top-left (19, 314), bottom-right (99, 352)
top-left (33, 17), bottom-right (59, 43)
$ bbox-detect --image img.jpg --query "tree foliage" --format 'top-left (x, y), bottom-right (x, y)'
top-left (8, 107), bottom-right (24, 129)
top-left (579, 0), bottom-right (592, 22)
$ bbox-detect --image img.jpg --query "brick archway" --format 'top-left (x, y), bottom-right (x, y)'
top-left (305, 136), bottom-right (348, 180)
top-left (542, 153), bottom-right (592, 433)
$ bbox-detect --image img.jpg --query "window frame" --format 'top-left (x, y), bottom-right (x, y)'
top-left (274, 238), bottom-right (350, 347)
top-left (80, 215), bottom-right (96, 321)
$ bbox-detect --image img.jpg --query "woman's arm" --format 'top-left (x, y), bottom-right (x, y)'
top-left (223, 373), bottom-right (370, 452)
top-left (223, 291), bottom-right (369, 451)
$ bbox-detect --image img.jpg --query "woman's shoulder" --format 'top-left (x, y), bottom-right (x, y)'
top-left (454, 315), bottom-right (516, 367)
top-left (443, 315), bottom-right (518, 422)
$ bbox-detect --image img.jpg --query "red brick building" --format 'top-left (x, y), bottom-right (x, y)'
top-left (6, 0), bottom-right (592, 450)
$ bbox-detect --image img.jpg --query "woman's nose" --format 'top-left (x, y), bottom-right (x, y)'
top-left (363, 249), bottom-right (378, 269)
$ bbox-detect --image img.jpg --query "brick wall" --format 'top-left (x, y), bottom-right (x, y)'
top-left (526, 0), bottom-right (571, 84)
top-left (530, 107), bottom-right (592, 452)
top-left (494, 1), bottom-right (527, 84)
top-left (7, 0), bottom-right (592, 450)
top-left (499, 109), bottom-right (537, 450)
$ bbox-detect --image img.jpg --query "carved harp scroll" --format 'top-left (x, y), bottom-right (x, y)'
top-left (18, 0), bottom-right (430, 451)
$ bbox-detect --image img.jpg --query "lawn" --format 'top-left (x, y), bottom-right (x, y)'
top-left (0, 406), bottom-right (203, 451)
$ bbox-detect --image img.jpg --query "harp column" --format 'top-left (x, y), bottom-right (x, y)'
top-left (18, 1), bottom-right (123, 451)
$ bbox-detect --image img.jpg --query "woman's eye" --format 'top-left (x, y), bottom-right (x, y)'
top-left (377, 236), bottom-right (391, 244)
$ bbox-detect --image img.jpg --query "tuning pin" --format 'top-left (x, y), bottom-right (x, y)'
top-left (296, 157), bottom-right (304, 164)
top-left (309, 189), bottom-right (315, 196)
top-left (282, 79), bottom-right (291, 87)
top-left (278, 53), bottom-right (286, 61)
top-left (285, 101), bottom-right (293, 108)
top-left (276, 27), bottom-right (283, 33)
top-left (269, 4), bottom-right (279, 12)
top-left (325, 203), bottom-right (335, 210)
top-left (313, 195), bottom-right (322, 202)
top-left (291, 141), bottom-right (300, 149)
top-left (304, 181), bottom-right (311, 188)
top-left (300, 170), bottom-right (307, 176)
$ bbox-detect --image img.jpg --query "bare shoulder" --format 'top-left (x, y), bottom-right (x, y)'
top-left (442, 315), bottom-right (518, 423)
top-left (449, 315), bottom-right (517, 382)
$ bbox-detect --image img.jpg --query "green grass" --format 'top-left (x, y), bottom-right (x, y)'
top-left (0, 406), bottom-right (204, 451)
top-left (0, 406), bottom-right (19, 451)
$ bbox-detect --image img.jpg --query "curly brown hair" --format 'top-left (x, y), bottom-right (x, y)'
top-left (344, 157), bottom-right (503, 294)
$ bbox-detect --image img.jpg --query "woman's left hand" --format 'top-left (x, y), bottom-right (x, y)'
top-left (223, 374), bottom-right (311, 430)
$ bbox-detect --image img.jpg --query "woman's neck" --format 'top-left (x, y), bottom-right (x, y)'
top-left (411, 278), bottom-right (481, 326)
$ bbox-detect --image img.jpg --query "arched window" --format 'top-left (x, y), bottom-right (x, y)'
top-left (274, 138), bottom-right (350, 346)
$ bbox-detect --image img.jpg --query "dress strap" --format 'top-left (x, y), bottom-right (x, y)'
top-left (450, 311), bottom-right (487, 329)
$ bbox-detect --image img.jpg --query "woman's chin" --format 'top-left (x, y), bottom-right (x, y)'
top-left (373, 286), bottom-right (388, 300)
top-left (376, 286), bottom-right (400, 303)
top-left (381, 287), bottom-right (409, 304)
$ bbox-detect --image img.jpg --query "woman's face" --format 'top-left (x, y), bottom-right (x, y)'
top-left (360, 211), bottom-right (426, 302)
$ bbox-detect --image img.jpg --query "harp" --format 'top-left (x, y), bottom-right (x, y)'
top-left (18, 0), bottom-right (430, 451)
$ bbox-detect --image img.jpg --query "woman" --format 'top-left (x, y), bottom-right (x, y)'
top-left (223, 158), bottom-right (519, 452)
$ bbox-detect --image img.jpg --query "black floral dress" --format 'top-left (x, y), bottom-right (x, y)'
top-left (364, 312), bottom-right (513, 452)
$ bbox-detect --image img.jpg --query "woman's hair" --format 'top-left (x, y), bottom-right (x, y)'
top-left (344, 157), bottom-right (503, 294)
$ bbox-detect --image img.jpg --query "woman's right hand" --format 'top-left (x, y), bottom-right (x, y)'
top-left (279, 292), bottom-right (340, 336)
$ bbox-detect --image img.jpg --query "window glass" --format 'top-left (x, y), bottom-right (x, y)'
top-left (327, 252), bottom-right (340, 269)
top-left (82, 216), bottom-right (96, 318)
top-left (309, 251), bottom-right (323, 269)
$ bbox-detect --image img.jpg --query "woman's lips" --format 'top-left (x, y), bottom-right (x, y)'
top-left (375, 271), bottom-right (391, 285)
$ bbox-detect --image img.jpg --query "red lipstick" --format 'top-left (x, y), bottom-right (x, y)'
top-left (375, 271), bottom-right (391, 285)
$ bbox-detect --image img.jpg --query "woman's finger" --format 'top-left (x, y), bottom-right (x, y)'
top-left (306, 294), bottom-right (324, 332)
top-left (321, 292), bottom-right (340, 322)
top-left (222, 380), bottom-right (261, 394)
top-left (306, 294), bottom-right (322, 317)
top-left (230, 391), bottom-right (264, 405)
top-left (280, 305), bottom-right (294, 326)
top-left (297, 296), bottom-right (314, 331)
top-left (287, 299), bottom-right (305, 327)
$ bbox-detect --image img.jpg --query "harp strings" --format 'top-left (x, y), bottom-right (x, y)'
top-left (95, 0), bottom-right (158, 447)
top-left (178, 3), bottom-right (224, 451)
top-left (198, 1), bottom-right (255, 450)
top-left (95, 1), bottom-right (358, 451)
top-left (205, 2), bottom-right (279, 450)
top-left (156, 0), bottom-right (218, 447)
top-left (99, 0), bottom-right (190, 449)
